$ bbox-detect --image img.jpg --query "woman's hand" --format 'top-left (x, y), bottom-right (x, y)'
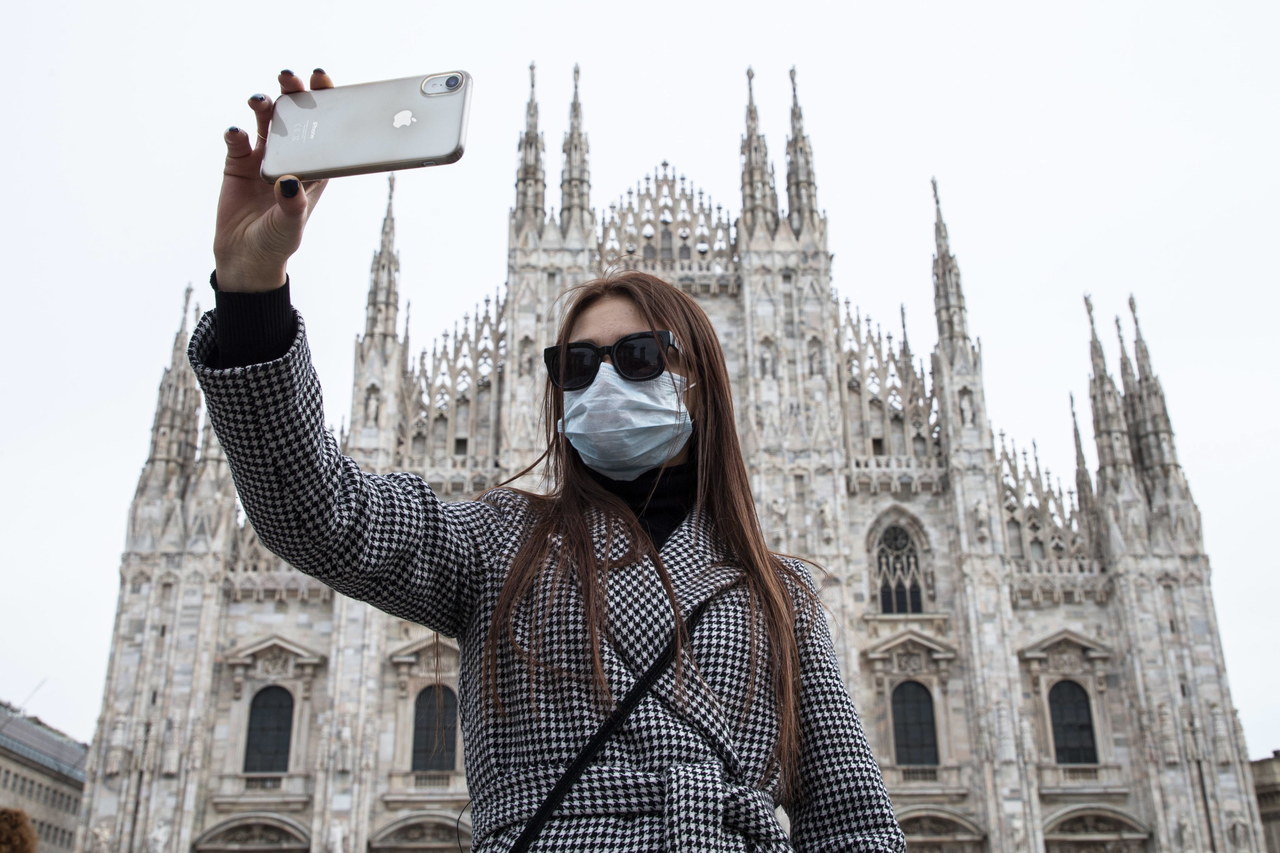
top-left (213, 69), bottom-right (333, 292)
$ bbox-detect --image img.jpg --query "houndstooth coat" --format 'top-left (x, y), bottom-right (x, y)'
top-left (190, 312), bottom-right (906, 852)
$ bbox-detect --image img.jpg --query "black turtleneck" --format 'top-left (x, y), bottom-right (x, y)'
top-left (586, 454), bottom-right (698, 551)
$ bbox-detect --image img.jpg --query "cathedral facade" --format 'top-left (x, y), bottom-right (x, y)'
top-left (82, 66), bottom-right (1266, 851)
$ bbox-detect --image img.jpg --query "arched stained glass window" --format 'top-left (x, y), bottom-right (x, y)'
top-left (877, 525), bottom-right (923, 614)
top-left (1049, 680), bottom-right (1098, 764)
top-left (892, 681), bottom-right (938, 765)
top-left (244, 686), bottom-right (293, 773)
top-left (412, 686), bottom-right (458, 772)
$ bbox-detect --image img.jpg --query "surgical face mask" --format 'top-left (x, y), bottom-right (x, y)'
top-left (558, 362), bottom-right (694, 481)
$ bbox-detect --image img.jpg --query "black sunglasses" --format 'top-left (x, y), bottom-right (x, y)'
top-left (543, 330), bottom-right (678, 391)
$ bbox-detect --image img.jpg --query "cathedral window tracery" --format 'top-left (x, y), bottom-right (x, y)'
top-left (876, 525), bottom-right (923, 614)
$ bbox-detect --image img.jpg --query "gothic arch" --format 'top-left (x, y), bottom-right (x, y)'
top-left (1043, 805), bottom-right (1149, 852)
top-left (864, 506), bottom-right (933, 555)
top-left (866, 507), bottom-right (935, 613)
top-left (193, 813), bottom-right (310, 851)
top-left (370, 812), bottom-right (472, 851)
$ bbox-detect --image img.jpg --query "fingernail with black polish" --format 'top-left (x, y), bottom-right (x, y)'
top-left (250, 93), bottom-right (267, 102)
top-left (313, 68), bottom-right (326, 75)
top-left (227, 126), bottom-right (240, 134)
top-left (280, 69), bottom-right (294, 77)
top-left (280, 179), bottom-right (299, 199)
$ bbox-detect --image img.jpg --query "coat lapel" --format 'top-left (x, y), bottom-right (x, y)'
top-left (603, 510), bottom-right (748, 777)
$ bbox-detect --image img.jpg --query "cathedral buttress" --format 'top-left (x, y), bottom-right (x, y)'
top-left (927, 184), bottom-right (1037, 847)
top-left (1127, 297), bottom-right (1202, 555)
top-left (347, 175), bottom-right (412, 473)
top-left (128, 285), bottom-right (201, 553)
top-left (738, 68), bottom-right (780, 244)
top-left (559, 64), bottom-right (594, 246)
top-left (500, 64), bottom-right (594, 481)
top-left (89, 288), bottom-right (217, 851)
top-left (513, 62), bottom-right (546, 238)
top-left (1084, 296), bottom-right (1149, 558)
top-left (1071, 394), bottom-right (1101, 561)
top-left (784, 67), bottom-right (822, 244)
top-left (1084, 296), bottom-right (1262, 850)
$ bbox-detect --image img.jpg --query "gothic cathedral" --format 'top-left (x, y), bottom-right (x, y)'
top-left (84, 66), bottom-right (1266, 851)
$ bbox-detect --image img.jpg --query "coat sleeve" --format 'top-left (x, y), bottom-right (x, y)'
top-left (188, 309), bottom-right (515, 638)
top-left (785, 569), bottom-right (906, 852)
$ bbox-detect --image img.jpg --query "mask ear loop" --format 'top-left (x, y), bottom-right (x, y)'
top-left (678, 379), bottom-right (697, 416)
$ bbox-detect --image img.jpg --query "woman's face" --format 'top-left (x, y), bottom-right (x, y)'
top-left (566, 295), bottom-right (695, 467)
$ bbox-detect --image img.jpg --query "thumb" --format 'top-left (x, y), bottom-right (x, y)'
top-left (274, 176), bottom-right (308, 218)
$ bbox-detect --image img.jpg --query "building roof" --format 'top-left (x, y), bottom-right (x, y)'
top-left (0, 702), bottom-right (88, 784)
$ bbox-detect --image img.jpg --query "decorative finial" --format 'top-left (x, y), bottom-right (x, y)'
top-left (931, 176), bottom-right (940, 207)
top-left (1128, 294), bottom-right (1143, 335)
top-left (1084, 294), bottom-right (1096, 329)
top-left (388, 172), bottom-right (395, 198)
top-left (180, 282), bottom-right (193, 333)
top-left (529, 61), bottom-right (536, 92)
top-left (746, 67), bottom-right (755, 100)
top-left (790, 66), bottom-right (798, 100)
top-left (573, 63), bottom-right (580, 97)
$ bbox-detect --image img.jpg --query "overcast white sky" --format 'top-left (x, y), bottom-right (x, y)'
top-left (1, 0), bottom-right (1276, 763)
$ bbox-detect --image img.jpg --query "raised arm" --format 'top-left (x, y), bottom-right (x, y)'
top-left (189, 312), bottom-right (512, 638)
top-left (189, 71), bottom-right (517, 638)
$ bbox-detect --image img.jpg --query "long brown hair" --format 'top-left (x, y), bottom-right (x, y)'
top-left (483, 271), bottom-right (818, 798)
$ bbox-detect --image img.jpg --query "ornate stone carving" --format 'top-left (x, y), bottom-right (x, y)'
top-left (257, 647), bottom-right (294, 679)
top-left (1158, 704), bottom-right (1180, 765)
top-left (388, 822), bottom-right (455, 843)
top-left (336, 715), bottom-right (353, 774)
top-left (226, 636), bottom-right (325, 701)
top-left (105, 720), bottom-right (127, 776)
top-left (219, 825), bottom-right (293, 844)
top-left (91, 823), bottom-right (114, 852)
top-left (160, 717), bottom-right (180, 776)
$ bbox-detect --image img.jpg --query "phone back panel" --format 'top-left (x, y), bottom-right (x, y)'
top-left (261, 72), bottom-right (472, 182)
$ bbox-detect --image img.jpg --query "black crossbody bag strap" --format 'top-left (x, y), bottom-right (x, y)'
top-left (509, 597), bottom-right (714, 853)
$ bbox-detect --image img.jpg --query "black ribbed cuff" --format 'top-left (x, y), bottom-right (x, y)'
top-left (210, 271), bottom-right (296, 368)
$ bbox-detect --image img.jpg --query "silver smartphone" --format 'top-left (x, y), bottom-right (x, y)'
top-left (261, 71), bottom-right (472, 182)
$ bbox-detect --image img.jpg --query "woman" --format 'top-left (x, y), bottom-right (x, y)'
top-left (194, 69), bottom-right (905, 851)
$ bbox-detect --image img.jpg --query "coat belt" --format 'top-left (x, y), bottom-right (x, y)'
top-left (488, 761), bottom-right (789, 850)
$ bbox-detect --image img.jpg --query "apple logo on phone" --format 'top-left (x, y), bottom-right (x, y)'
top-left (392, 110), bottom-right (417, 129)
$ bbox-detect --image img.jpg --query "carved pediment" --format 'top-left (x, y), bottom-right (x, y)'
top-left (1019, 630), bottom-right (1111, 667)
top-left (866, 630), bottom-right (957, 663)
top-left (1020, 631), bottom-right (1113, 691)
top-left (390, 634), bottom-right (461, 698)
top-left (864, 631), bottom-right (957, 682)
top-left (224, 636), bottom-right (326, 700)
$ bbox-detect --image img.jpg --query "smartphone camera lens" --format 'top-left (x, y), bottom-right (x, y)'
top-left (422, 73), bottom-right (465, 96)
